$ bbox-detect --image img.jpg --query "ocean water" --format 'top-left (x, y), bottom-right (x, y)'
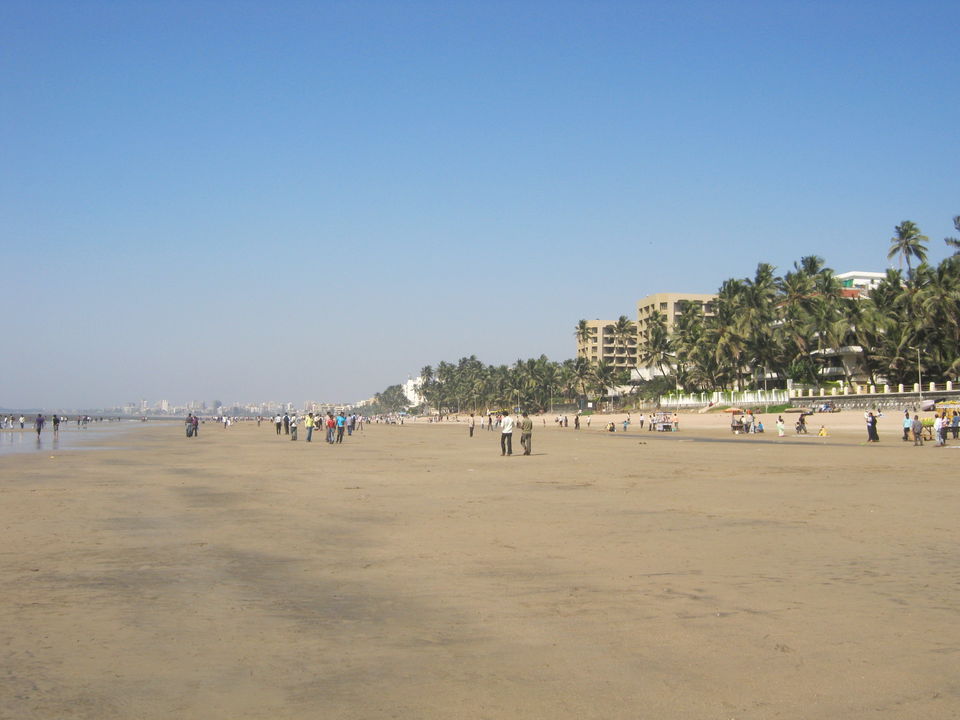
top-left (0, 422), bottom-right (148, 456)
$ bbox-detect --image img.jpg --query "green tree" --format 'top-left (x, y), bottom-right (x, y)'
top-left (887, 220), bottom-right (929, 275)
top-left (638, 310), bottom-right (674, 380)
top-left (944, 215), bottom-right (960, 254)
top-left (590, 361), bottom-right (619, 411)
top-left (612, 315), bottom-right (637, 372)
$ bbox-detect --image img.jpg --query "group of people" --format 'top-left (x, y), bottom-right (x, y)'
top-left (2, 414), bottom-right (66, 437)
top-left (901, 409), bottom-right (959, 446)
top-left (494, 412), bottom-right (534, 456)
top-left (271, 412), bottom-right (362, 444)
top-left (184, 414), bottom-right (200, 437)
top-left (862, 408), bottom-right (960, 445)
top-left (2, 414), bottom-right (93, 431)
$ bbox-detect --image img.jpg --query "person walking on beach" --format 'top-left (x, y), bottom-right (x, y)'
top-left (902, 411), bottom-right (912, 441)
top-left (912, 415), bottom-right (924, 446)
top-left (192, 414), bottom-right (199, 437)
top-left (934, 413), bottom-right (945, 447)
top-left (468, 413), bottom-right (475, 438)
top-left (335, 411), bottom-right (346, 443)
top-left (776, 416), bottom-right (785, 437)
top-left (866, 412), bottom-right (879, 443)
top-left (305, 413), bottom-right (315, 442)
top-left (520, 412), bottom-right (533, 455)
top-left (325, 413), bottom-right (336, 444)
top-left (500, 412), bottom-right (514, 456)
top-left (283, 413), bottom-right (290, 435)
top-left (19, 415), bottom-right (25, 429)
top-left (34, 414), bottom-right (45, 437)
top-left (274, 414), bottom-right (282, 435)
top-left (52, 414), bottom-right (60, 436)
top-left (952, 411), bottom-right (960, 440)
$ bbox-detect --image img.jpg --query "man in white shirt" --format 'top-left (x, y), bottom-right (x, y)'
top-left (500, 413), bottom-right (514, 456)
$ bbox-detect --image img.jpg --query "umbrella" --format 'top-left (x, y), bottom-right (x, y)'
top-left (723, 407), bottom-right (744, 413)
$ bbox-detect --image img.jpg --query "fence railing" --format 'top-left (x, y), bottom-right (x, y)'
top-left (659, 390), bottom-right (791, 408)
top-left (788, 381), bottom-right (957, 398)
top-left (659, 382), bottom-right (959, 408)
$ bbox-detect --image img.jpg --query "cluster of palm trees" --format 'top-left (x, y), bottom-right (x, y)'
top-left (414, 356), bottom-right (606, 415)
top-left (368, 355), bottom-right (626, 416)
top-left (587, 219), bottom-right (960, 394)
top-left (368, 218), bottom-right (959, 414)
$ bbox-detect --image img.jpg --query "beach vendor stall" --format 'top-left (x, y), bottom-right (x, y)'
top-left (652, 411), bottom-right (675, 432)
top-left (726, 408), bottom-right (746, 434)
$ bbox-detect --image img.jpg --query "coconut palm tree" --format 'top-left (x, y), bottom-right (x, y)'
top-left (575, 319), bottom-right (594, 360)
top-left (887, 220), bottom-right (929, 275)
top-left (590, 360), bottom-right (618, 411)
top-left (945, 215), bottom-right (960, 254)
top-left (638, 310), bottom-right (674, 380)
top-left (612, 314), bottom-right (637, 372)
top-left (570, 357), bottom-right (594, 409)
top-left (672, 300), bottom-right (706, 391)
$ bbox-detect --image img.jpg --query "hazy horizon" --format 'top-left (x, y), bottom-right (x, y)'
top-left (4, 1), bottom-right (958, 409)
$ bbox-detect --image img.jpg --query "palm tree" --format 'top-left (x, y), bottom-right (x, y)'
top-left (575, 319), bottom-right (594, 361)
top-left (419, 365), bottom-right (435, 413)
top-left (707, 278), bottom-right (748, 389)
top-left (612, 315), bottom-right (637, 373)
top-left (672, 300), bottom-right (706, 391)
top-left (945, 215), bottom-right (960, 254)
top-left (570, 357), bottom-right (593, 409)
top-left (888, 221), bottom-right (929, 274)
top-left (639, 310), bottom-right (674, 379)
top-left (590, 361), bottom-right (618, 411)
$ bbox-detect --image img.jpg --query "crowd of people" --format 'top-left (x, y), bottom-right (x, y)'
top-left (172, 404), bottom-right (960, 454)
top-left (260, 412), bottom-right (365, 444)
top-left (1, 414), bottom-right (99, 431)
top-left (1, 414), bottom-right (104, 436)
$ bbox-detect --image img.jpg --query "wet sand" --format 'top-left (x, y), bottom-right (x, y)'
top-left (2, 414), bottom-right (958, 719)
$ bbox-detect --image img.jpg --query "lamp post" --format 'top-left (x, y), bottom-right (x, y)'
top-left (917, 346), bottom-right (923, 403)
top-left (909, 346), bottom-right (922, 403)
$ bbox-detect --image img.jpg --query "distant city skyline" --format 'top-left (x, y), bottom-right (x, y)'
top-left (4, 1), bottom-right (957, 409)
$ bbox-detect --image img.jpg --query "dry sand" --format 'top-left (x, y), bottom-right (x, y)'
top-left (1, 411), bottom-right (958, 719)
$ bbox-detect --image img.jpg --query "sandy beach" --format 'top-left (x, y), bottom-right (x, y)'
top-left (2, 411), bottom-right (958, 719)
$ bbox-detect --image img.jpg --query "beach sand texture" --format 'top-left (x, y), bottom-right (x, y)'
top-left (2, 413), bottom-right (958, 719)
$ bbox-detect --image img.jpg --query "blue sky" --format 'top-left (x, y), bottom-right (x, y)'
top-left (3, 0), bottom-right (958, 409)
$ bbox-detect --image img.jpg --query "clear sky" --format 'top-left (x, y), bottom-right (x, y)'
top-left (3, 0), bottom-right (958, 409)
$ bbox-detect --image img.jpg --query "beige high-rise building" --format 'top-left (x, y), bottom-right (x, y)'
top-left (576, 319), bottom-right (638, 371)
top-left (636, 292), bottom-right (717, 343)
top-left (576, 293), bottom-right (717, 377)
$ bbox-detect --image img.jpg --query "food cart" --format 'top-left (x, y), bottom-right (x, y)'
top-left (652, 411), bottom-right (676, 432)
